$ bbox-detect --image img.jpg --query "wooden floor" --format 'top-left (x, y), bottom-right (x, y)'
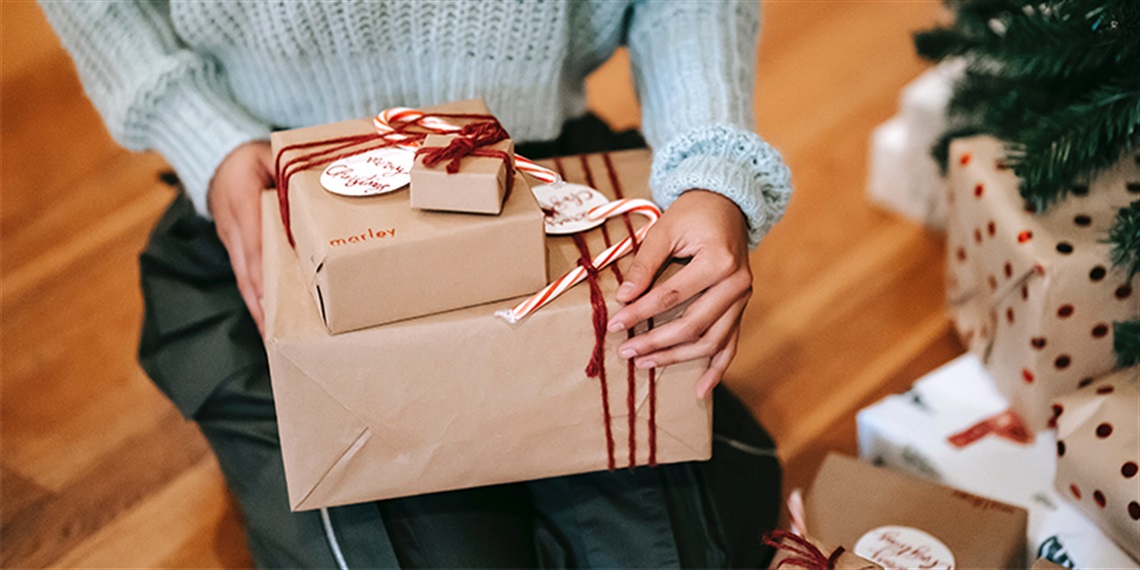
top-left (2, 1), bottom-right (960, 567)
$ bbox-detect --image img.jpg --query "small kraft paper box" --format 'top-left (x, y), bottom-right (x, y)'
top-left (805, 454), bottom-right (1028, 569)
top-left (270, 99), bottom-right (546, 334)
top-left (1052, 366), bottom-right (1140, 562)
top-left (946, 135), bottom-right (1140, 429)
top-left (410, 133), bottom-right (515, 214)
top-left (263, 149), bottom-right (712, 511)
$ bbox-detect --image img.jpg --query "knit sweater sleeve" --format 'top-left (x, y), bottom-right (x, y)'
top-left (39, 1), bottom-right (270, 217)
top-left (626, 0), bottom-right (791, 248)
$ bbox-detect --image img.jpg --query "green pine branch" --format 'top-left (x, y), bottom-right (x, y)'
top-left (1114, 320), bottom-right (1140, 368)
top-left (1107, 200), bottom-right (1140, 280)
top-left (1005, 82), bottom-right (1140, 208)
top-left (917, 0), bottom-right (1140, 201)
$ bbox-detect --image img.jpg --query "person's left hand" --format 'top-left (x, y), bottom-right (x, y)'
top-left (606, 189), bottom-right (753, 399)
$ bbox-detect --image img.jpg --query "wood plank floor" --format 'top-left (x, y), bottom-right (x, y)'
top-left (2, 1), bottom-right (959, 567)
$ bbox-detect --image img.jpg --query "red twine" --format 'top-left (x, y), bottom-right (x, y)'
top-left (415, 119), bottom-right (515, 201)
top-left (562, 153), bottom-right (658, 471)
top-left (763, 530), bottom-right (848, 569)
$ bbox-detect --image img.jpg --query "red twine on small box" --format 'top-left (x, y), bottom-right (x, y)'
top-left (763, 530), bottom-right (847, 569)
top-left (415, 119), bottom-right (515, 201)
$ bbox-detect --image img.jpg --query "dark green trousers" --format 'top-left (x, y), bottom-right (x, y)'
top-left (138, 116), bottom-right (781, 568)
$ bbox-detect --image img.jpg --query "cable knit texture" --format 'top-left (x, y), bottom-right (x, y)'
top-left (40, 0), bottom-right (791, 246)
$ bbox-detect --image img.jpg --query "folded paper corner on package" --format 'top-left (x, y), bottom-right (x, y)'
top-left (263, 149), bottom-right (713, 512)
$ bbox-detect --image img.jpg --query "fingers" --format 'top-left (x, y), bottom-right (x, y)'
top-left (240, 199), bottom-right (266, 333)
top-left (615, 265), bottom-right (749, 358)
top-left (209, 140), bottom-right (273, 334)
top-left (627, 294), bottom-right (747, 368)
top-left (696, 326), bottom-right (740, 400)
top-left (231, 234), bottom-right (266, 335)
top-left (611, 225), bottom-right (671, 307)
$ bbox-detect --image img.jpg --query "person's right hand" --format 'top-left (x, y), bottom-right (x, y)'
top-left (208, 140), bottom-right (274, 334)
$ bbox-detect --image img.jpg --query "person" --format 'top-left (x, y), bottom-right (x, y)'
top-left (41, 1), bottom-right (792, 567)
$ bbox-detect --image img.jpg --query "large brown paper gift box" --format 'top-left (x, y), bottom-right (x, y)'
top-left (263, 149), bottom-right (712, 511)
top-left (271, 99), bottom-right (546, 334)
top-left (805, 454), bottom-right (1028, 569)
top-left (1052, 366), bottom-right (1140, 561)
top-left (946, 135), bottom-right (1140, 429)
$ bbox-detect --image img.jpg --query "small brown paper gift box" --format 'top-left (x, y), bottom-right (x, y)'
top-left (271, 99), bottom-right (546, 334)
top-left (804, 454), bottom-right (1028, 569)
top-left (946, 135), bottom-right (1140, 429)
top-left (263, 149), bottom-right (712, 511)
top-left (410, 133), bottom-right (515, 214)
top-left (1052, 366), bottom-right (1140, 561)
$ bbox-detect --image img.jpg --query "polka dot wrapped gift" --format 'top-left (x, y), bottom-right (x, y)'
top-left (946, 136), bottom-right (1140, 429)
top-left (1051, 367), bottom-right (1140, 561)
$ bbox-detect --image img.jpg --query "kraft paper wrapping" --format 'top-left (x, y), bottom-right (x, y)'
top-left (946, 135), bottom-right (1140, 429)
top-left (1052, 366), bottom-right (1140, 561)
top-left (804, 454), bottom-right (1028, 569)
top-left (410, 133), bottom-right (514, 214)
top-left (270, 99), bottom-right (546, 334)
top-left (263, 149), bottom-right (712, 511)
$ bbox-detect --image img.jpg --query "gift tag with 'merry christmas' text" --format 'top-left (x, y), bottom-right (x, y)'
top-left (320, 147), bottom-right (414, 197)
top-left (531, 182), bottom-right (610, 235)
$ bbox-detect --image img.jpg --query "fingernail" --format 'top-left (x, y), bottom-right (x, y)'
top-left (616, 282), bottom-right (636, 299)
top-left (608, 320), bottom-right (626, 333)
top-left (620, 347), bottom-right (637, 359)
top-left (637, 359), bottom-right (656, 369)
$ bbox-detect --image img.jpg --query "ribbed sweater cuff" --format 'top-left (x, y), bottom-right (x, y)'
top-left (141, 73), bottom-right (271, 218)
top-left (651, 124), bottom-right (792, 248)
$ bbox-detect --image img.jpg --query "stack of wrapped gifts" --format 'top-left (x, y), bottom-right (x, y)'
top-left (263, 99), bottom-right (712, 511)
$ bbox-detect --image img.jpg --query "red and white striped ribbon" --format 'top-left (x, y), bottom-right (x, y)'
top-left (372, 107), bottom-right (561, 184)
top-left (496, 198), bottom-right (662, 324)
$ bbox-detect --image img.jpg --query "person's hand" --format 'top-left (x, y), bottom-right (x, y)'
top-left (606, 190), bottom-right (752, 399)
top-left (208, 140), bottom-right (274, 334)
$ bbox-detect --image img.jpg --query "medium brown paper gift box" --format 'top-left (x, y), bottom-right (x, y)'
top-left (271, 99), bottom-right (546, 334)
top-left (410, 133), bottom-right (515, 214)
top-left (804, 454), bottom-right (1028, 569)
top-left (1052, 366), bottom-right (1140, 561)
top-left (263, 149), bottom-right (712, 511)
top-left (945, 135), bottom-right (1140, 429)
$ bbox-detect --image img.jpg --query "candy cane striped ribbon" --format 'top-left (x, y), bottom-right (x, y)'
top-left (372, 107), bottom-right (561, 184)
top-left (496, 198), bottom-right (661, 324)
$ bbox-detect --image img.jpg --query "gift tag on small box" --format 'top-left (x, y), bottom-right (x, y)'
top-left (410, 133), bottom-right (515, 215)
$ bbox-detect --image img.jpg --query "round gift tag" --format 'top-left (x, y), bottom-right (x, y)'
top-left (854, 526), bottom-right (956, 569)
top-left (320, 147), bottom-right (414, 197)
top-left (530, 182), bottom-right (610, 235)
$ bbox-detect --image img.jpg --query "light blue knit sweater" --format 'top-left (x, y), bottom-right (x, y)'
top-left (41, 0), bottom-right (791, 247)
